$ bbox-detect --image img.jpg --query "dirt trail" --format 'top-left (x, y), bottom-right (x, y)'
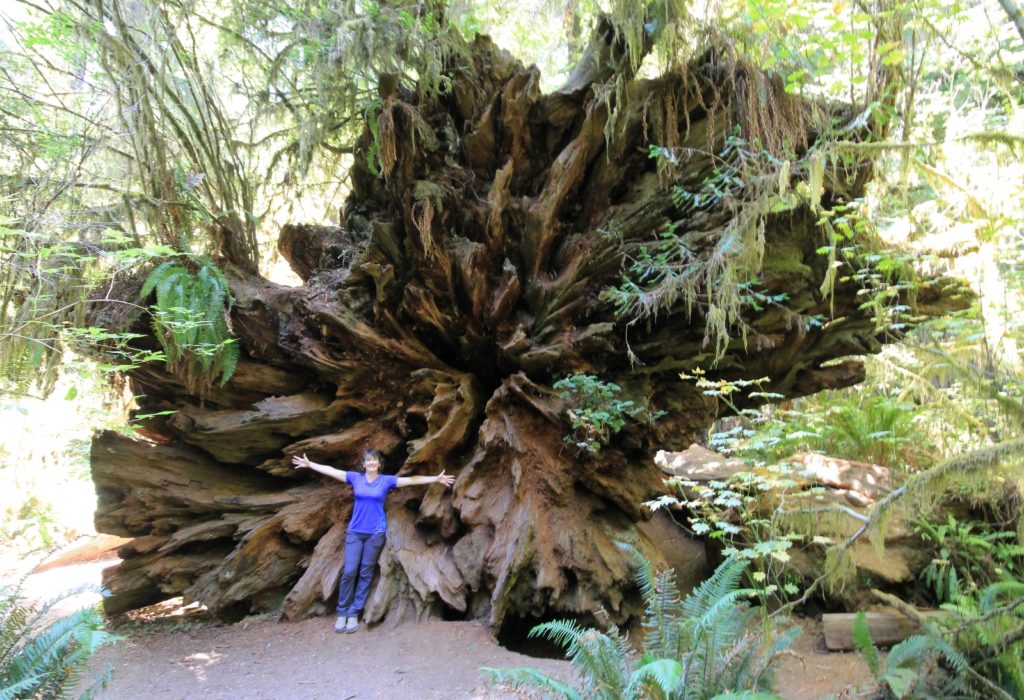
top-left (86, 616), bottom-right (570, 700)
top-left (82, 615), bottom-right (871, 700)
top-left (18, 537), bottom-right (872, 700)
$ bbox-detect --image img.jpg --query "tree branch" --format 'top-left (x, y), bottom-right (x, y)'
top-left (997, 0), bottom-right (1024, 43)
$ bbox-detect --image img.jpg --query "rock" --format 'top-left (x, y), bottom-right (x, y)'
top-left (853, 541), bottom-right (926, 585)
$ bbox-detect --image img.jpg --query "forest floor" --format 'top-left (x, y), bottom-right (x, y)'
top-left (23, 536), bottom-right (873, 700)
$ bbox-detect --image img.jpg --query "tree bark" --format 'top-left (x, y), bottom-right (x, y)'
top-left (89, 25), bottom-right (964, 635)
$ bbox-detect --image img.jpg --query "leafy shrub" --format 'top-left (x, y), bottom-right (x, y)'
top-left (483, 547), bottom-right (797, 699)
top-left (1, 579), bottom-right (116, 699)
top-left (554, 374), bottom-right (661, 454)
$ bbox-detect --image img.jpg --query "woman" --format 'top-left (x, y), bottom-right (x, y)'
top-left (291, 450), bottom-right (454, 633)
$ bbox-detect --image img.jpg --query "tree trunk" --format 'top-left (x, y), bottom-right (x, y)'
top-left (89, 24), bottom-right (962, 635)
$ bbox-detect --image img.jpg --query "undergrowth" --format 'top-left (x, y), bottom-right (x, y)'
top-left (853, 576), bottom-right (1024, 700)
top-left (0, 576), bottom-right (116, 699)
top-left (483, 545), bottom-right (797, 700)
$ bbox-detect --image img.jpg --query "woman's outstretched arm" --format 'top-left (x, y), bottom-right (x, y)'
top-left (395, 470), bottom-right (455, 488)
top-left (291, 453), bottom-right (348, 482)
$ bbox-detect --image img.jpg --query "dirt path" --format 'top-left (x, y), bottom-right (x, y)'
top-left (19, 537), bottom-right (873, 699)
top-left (82, 616), bottom-right (872, 700)
top-left (781, 619), bottom-right (874, 700)
top-left (86, 617), bottom-right (570, 700)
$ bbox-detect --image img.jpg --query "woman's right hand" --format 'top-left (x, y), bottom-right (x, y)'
top-left (291, 453), bottom-right (312, 470)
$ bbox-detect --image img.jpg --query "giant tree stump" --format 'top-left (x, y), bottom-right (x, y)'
top-left (89, 20), bottom-right (962, 636)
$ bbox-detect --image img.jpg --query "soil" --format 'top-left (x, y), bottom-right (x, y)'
top-left (86, 616), bottom-right (571, 700)
top-left (20, 536), bottom-right (875, 700)
top-left (781, 619), bottom-right (876, 700)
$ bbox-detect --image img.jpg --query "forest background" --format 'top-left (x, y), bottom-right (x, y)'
top-left (0, 0), bottom-right (1023, 697)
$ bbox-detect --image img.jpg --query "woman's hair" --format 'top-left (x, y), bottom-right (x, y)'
top-left (360, 449), bottom-right (382, 468)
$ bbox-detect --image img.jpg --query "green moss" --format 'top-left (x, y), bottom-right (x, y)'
top-left (412, 179), bottom-right (444, 203)
top-left (762, 246), bottom-right (812, 280)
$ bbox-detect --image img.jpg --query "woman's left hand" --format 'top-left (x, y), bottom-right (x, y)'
top-left (435, 470), bottom-right (455, 488)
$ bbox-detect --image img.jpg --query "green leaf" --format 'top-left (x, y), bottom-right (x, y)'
top-left (852, 612), bottom-right (880, 679)
top-left (884, 668), bottom-right (918, 698)
top-left (480, 667), bottom-right (581, 700)
top-left (629, 658), bottom-right (682, 696)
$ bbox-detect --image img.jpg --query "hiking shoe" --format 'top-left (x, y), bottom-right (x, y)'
top-left (345, 615), bottom-right (358, 634)
top-left (334, 615), bottom-right (348, 633)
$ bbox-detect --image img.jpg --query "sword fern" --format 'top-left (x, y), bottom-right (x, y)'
top-left (140, 257), bottom-right (238, 393)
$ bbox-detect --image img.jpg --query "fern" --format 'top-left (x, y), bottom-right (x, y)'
top-left (141, 257), bottom-right (238, 393)
top-left (626, 658), bottom-right (682, 698)
top-left (620, 542), bottom-right (683, 658)
top-left (943, 581), bottom-right (1024, 697)
top-left (693, 588), bottom-right (756, 639)
top-left (852, 612), bottom-right (880, 679)
top-left (529, 619), bottom-right (631, 699)
top-left (884, 634), bottom-right (970, 699)
top-left (745, 624), bottom-right (801, 690)
top-left (0, 581), bottom-right (117, 700)
top-left (854, 611), bottom-right (974, 699)
top-left (680, 556), bottom-right (748, 625)
top-left (886, 634), bottom-right (968, 676)
top-left (480, 666), bottom-right (582, 700)
top-left (484, 548), bottom-right (797, 699)
top-left (978, 580), bottom-right (1024, 610)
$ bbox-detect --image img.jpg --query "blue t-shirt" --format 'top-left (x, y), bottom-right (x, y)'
top-left (345, 472), bottom-right (399, 533)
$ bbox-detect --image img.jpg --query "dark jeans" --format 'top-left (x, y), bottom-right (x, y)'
top-left (336, 530), bottom-right (386, 616)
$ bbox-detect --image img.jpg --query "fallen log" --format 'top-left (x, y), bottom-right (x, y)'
top-left (823, 610), bottom-right (948, 650)
top-left (655, 445), bottom-right (931, 590)
top-left (657, 447), bottom-right (892, 504)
